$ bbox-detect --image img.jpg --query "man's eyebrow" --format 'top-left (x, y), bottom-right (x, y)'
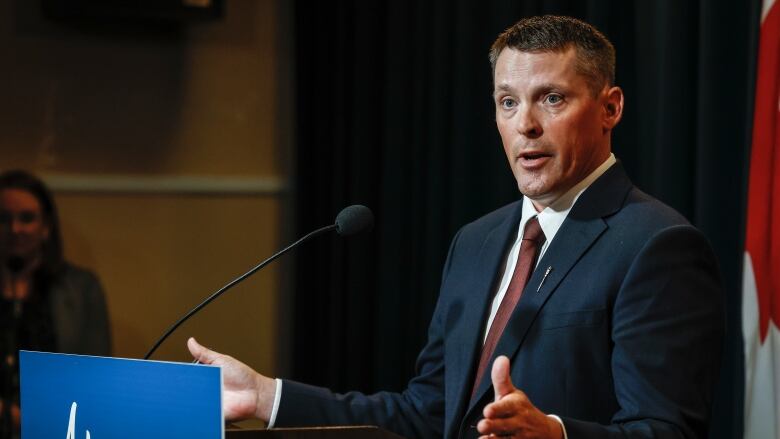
top-left (492, 83), bottom-right (514, 99)
top-left (493, 83), bottom-right (513, 94)
top-left (535, 82), bottom-right (564, 92)
top-left (493, 82), bottom-right (566, 97)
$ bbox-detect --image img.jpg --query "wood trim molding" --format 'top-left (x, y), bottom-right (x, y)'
top-left (42, 174), bottom-right (287, 195)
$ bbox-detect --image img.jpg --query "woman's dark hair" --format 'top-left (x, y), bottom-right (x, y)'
top-left (0, 169), bottom-right (64, 277)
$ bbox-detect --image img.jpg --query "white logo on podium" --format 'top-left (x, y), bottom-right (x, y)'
top-left (66, 402), bottom-right (91, 439)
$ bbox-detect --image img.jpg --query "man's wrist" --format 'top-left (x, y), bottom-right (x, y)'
top-left (547, 414), bottom-right (567, 439)
top-left (267, 378), bottom-right (283, 428)
top-left (255, 374), bottom-right (278, 422)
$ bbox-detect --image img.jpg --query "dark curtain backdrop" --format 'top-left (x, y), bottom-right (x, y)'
top-left (290, 1), bottom-right (760, 438)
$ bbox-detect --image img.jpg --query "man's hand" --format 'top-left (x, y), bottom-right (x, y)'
top-left (476, 356), bottom-right (563, 439)
top-left (187, 337), bottom-right (277, 422)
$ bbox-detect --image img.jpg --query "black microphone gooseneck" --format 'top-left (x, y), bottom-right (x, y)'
top-left (143, 205), bottom-right (373, 360)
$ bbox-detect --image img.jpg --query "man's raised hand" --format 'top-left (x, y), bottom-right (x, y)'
top-left (476, 356), bottom-right (563, 439)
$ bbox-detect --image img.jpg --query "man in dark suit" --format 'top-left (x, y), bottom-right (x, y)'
top-left (188, 15), bottom-right (724, 439)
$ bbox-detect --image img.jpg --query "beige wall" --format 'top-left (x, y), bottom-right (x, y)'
top-left (0, 0), bottom-right (290, 375)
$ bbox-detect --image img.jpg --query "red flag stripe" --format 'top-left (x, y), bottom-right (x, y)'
top-left (745, 0), bottom-right (780, 343)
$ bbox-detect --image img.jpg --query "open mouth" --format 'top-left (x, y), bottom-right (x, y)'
top-left (519, 151), bottom-right (552, 168)
top-left (521, 152), bottom-right (551, 160)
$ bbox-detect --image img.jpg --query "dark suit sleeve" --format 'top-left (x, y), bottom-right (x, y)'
top-left (275, 304), bottom-right (445, 438)
top-left (562, 225), bottom-right (725, 439)
top-left (273, 229), bottom-right (467, 438)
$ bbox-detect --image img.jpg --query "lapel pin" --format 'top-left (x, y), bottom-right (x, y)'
top-left (537, 266), bottom-right (553, 292)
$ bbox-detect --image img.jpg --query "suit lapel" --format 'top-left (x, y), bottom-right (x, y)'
top-left (467, 163), bottom-right (632, 409)
top-left (447, 201), bottom-right (523, 429)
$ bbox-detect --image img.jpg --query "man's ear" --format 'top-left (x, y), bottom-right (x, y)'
top-left (603, 86), bottom-right (624, 131)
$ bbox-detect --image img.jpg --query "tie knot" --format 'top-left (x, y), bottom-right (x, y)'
top-left (522, 217), bottom-right (545, 243)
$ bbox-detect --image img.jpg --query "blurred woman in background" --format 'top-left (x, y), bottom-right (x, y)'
top-left (0, 170), bottom-right (111, 438)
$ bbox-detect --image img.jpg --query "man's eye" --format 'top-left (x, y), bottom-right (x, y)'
top-left (500, 98), bottom-right (516, 109)
top-left (544, 94), bottom-right (563, 105)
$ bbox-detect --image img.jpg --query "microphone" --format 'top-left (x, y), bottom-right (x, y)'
top-left (335, 204), bottom-right (373, 236)
top-left (143, 205), bottom-right (373, 360)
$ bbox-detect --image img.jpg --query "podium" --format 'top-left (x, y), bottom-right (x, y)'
top-left (20, 351), bottom-right (408, 439)
top-left (226, 426), bottom-right (406, 438)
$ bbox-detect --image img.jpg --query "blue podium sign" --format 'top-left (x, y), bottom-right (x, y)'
top-left (20, 351), bottom-right (223, 438)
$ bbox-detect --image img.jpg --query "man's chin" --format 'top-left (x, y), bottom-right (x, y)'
top-left (518, 180), bottom-right (546, 196)
top-left (519, 179), bottom-right (565, 206)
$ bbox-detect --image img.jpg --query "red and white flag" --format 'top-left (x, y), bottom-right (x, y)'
top-left (743, 0), bottom-right (780, 437)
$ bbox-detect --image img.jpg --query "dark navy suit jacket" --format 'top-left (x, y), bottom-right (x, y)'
top-left (275, 163), bottom-right (725, 439)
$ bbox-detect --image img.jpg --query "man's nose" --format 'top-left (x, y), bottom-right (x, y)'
top-left (515, 105), bottom-right (542, 138)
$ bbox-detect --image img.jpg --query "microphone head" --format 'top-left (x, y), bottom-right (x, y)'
top-left (334, 205), bottom-right (374, 236)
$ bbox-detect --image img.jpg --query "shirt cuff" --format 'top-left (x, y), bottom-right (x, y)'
top-left (267, 378), bottom-right (283, 428)
top-left (547, 414), bottom-right (568, 439)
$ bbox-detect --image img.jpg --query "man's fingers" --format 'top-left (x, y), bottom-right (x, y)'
top-left (187, 337), bottom-right (218, 364)
top-left (491, 355), bottom-right (515, 400)
top-left (483, 392), bottom-right (526, 419)
top-left (477, 415), bottom-right (516, 435)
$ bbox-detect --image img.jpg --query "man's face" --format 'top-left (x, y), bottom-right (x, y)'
top-left (0, 188), bottom-right (50, 262)
top-left (493, 47), bottom-right (622, 210)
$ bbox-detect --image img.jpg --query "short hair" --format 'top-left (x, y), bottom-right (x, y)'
top-left (0, 169), bottom-right (64, 276)
top-left (489, 15), bottom-right (616, 94)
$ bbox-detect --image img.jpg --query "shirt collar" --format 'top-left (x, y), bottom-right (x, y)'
top-left (519, 153), bottom-right (616, 245)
